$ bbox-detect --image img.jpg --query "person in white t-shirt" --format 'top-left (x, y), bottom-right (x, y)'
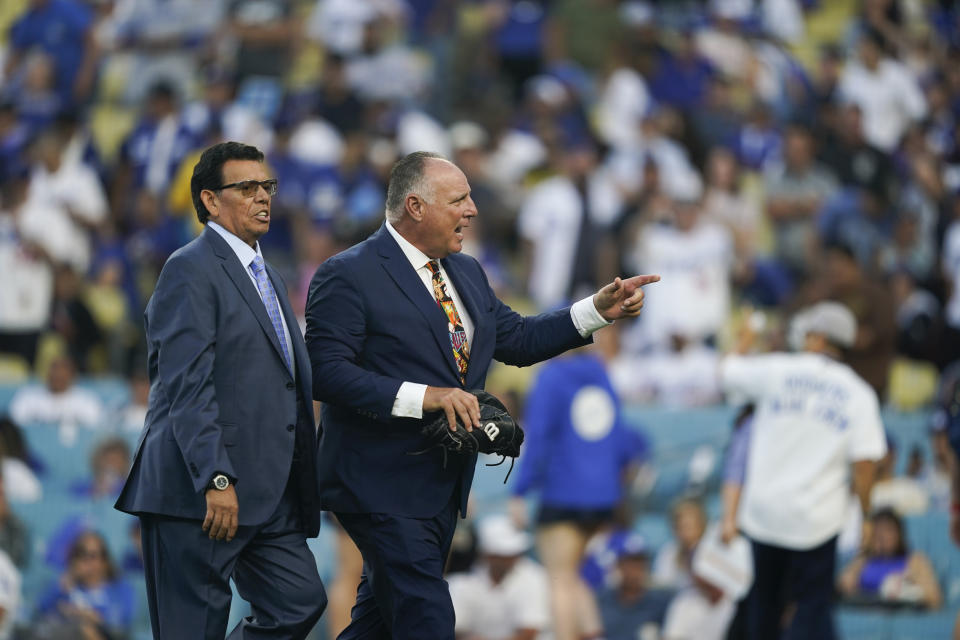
top-left (719, 301), bottom-right (886, 640)
top-left (837, 30), bottom-right (926, 153)
top-left (9, 354), bottom-right (104, 433)
top-left (448, 515), bottom-right (552, 640)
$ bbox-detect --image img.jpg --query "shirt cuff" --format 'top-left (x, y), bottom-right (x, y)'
top-left (570, 295), bottom-right (611, 338)
top-left (392, 382), bottom-right (427, 419)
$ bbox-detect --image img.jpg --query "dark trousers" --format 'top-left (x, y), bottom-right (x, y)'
top-left (335, 498), bottom-right (459, 640)
top-left (140, 477), bottom-right (326, 639)
top-left (747, 536), bottom-right (837, 640)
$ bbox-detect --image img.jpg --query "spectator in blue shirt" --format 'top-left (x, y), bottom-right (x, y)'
top-left (596, 533), bottom-right (675, 640)
top-left (647, 32), bottom-right (715, 112)
top-left (35, 530), bottom-right (135, 638)
top-left (510, 330), bottom-right (650, 640)
top-left (6, 0), bottom-right (97, 105)
top-left (115, 82), bottom-right (201, 203)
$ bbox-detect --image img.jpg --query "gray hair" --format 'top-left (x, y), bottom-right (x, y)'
top-left (384, 151), bottom-right (446, 223)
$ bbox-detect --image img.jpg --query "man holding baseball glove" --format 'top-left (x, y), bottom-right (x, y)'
top-left (305, 151), bottom-right (658, 640)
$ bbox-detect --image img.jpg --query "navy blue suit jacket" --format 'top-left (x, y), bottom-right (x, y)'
top-left (116, 227), bottom-right (321, 536)
top-left (305, 224), bottom-right (589, 519)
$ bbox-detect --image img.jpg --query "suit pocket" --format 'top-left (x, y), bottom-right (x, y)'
top-left (220, 422), bottom-right (238, 447)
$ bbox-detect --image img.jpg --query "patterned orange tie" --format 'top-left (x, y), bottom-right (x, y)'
top-left (426, 260), bottom-right (469, 385)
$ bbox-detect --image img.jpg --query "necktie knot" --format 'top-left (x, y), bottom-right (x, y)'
top-left (250, 255), bottom-right (265, 275)
top-left (426, 260), bottom-right (440, 276)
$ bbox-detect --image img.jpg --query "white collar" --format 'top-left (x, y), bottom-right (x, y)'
top-left (208, 221), bottom-right (263, 270)
top-left (385, 220), bottom-right (435, 271)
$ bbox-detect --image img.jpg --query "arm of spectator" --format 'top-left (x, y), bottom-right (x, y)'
top-left (721, 417), bottom-right (751, 544)
top-left (905, 552), bottom-right (942, 609)
top-left (509, 365), bottom-right (563, 502)
top-left (72, 22), bottom-right (99, 102)
top-left (837, 555), bottom-right (866, 597)
top-left (766, 195), bottom-right (821, 221)
top-left (721, 483), bottom-right (742, 545)
top-left (541, 15), bottom-right (566, 65)
top-left (230, 15), bottom-right (301, 46)
top-left (852, 459), bottom-right (878, 519)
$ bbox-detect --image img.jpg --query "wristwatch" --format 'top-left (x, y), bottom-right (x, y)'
top-left (208, 473), bottom-right (231, 491)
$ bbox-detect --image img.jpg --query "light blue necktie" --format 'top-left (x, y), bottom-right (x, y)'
top-left (249, 255), bottom-right (294, 374)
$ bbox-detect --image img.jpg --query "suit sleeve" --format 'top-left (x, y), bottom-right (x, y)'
top-left (149, 254), bottom-right (235, 493)
top-left (305, 257), bottom-right (404, 419)
top-left (480, 265), bottom-right (589, 367)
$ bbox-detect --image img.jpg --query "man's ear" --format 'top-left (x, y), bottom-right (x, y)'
top-left (200, 190), bottom-right (218, 219)
top-left (405, 193), bottom-right (423, 222)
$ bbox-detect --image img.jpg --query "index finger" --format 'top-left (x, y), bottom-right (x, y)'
top-left (625, 274), bottom-right (660, 288)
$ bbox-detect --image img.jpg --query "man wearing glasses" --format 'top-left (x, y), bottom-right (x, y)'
top-left (116, 142), bottom-right (327, 638)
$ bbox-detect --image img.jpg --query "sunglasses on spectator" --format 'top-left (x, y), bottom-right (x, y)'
top-left (212, 179), bottom-right (278, 197)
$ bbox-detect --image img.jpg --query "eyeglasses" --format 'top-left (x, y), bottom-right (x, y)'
top-left (212, 179), bottom-right (278, 198)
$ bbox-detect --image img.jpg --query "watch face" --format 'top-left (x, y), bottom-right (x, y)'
top-left (214, 475), bottom-right (229, 490)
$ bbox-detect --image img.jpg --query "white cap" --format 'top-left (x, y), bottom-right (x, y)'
top-left (789, 301), bottom-right (857, 350)
top-left (477, 515), bottom-right (531, 557)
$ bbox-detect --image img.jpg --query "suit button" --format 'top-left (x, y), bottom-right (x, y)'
top-left (286, 382), bottom-right (295, 390)
top-left (286, 424), bottom-right (295, 432)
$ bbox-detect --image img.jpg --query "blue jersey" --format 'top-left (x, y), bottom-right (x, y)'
top-left (511, 353), bottom-right (649, 509)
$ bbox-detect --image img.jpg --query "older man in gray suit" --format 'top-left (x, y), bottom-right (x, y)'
top-left (116, 142), bottom-right (326, 639)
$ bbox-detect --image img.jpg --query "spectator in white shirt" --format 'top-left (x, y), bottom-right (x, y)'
top-left (838, 29), bottom-right (926, 153)
top-left (719, 301), bottom-right (887, 640)
top-left (9, 354), bottom-right (104, 432)
top-left (652, 499), bottom-right (707, 590)
top-left (18, 129), bottom-right (108, 275)
top-left (0, 171), bottom-right (52, 367)
top-left (519, 140), bottom-right (622, 311)
top-left (626, 197), bottom-right (733, 346)
top-left (449, 515), bottom-right (552, 640)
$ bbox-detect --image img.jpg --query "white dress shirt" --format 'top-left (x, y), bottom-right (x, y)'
top-left (208, 222), bottom-right (294, 369)
top-left (385, 221), bottom-right (609, 418)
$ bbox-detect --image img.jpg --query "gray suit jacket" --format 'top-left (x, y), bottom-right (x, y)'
top-left (116, 226), bottom-right (321, 535)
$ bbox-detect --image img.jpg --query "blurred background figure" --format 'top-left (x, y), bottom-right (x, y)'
top-left (651, 498), bottom-right (706, 590)
top-left (9, 354), bottom-right (103, 432)
top-left (34, 530), bottom-right (134, 640)
top-left (509, 332), bottom-right (648, 640)
top-left (595, 532), bottom-right (673, 640)
top-left (449, 514), bottom-right (551, 640)
top-left (838, 508), bottom-right (942, 610)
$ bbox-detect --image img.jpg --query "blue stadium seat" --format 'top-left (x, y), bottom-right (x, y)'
top-left (887, 610), bottom-right (956, 639)
top-left (20, 422), bottom-right (104, 489)
top-left (836, 607), bottom-right (890, 640)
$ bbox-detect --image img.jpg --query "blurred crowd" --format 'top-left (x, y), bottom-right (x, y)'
top-left (0, 0), bottom-right (957, 407)
top-left (2, 0), bottom-right (960, 637)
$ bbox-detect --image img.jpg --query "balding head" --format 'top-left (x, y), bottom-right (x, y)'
top-left (384, 151), bottom-right (448, 223)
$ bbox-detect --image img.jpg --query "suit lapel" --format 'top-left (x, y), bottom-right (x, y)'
top-left (203, 228), bottom-right (292, 379)
top-left (374, 226), bottom-right (461, 381)
top-left (268, 262), bottom-right (313, 404)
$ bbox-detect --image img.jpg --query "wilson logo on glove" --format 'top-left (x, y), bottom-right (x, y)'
top-left (409, 390), bottom-right (524, 483)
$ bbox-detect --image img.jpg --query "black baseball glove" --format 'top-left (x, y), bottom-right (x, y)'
top-left (412, 390), bottom-right (525, 482)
